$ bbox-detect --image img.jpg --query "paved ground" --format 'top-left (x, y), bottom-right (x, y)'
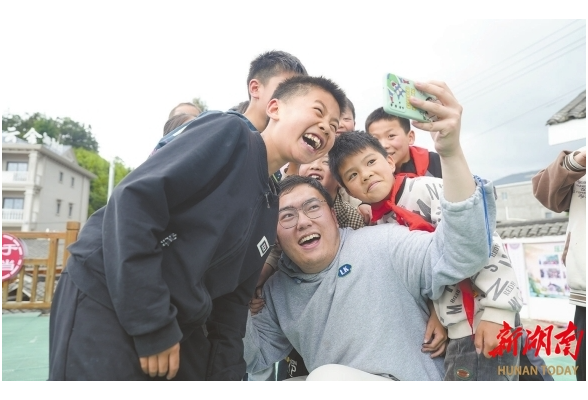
top-left (1, 313), bottom-right (580, 381)
top-left (2, 312), bottom-right (49, 381)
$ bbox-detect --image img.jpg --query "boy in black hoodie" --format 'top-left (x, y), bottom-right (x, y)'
top-left (49, 75), bottom-right (346, 381)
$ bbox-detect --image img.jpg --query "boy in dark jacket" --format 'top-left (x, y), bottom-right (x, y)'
top-left (49, 75), bottom-right (346, 381)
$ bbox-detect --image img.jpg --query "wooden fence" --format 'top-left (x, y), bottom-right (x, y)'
top-left (2, 221), bottom-right (80, 310)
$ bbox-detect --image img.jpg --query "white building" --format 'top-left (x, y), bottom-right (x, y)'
top-left (2, 130), bottom-right (96, 232)
top-left (494, 170), bottom-right (566, 223)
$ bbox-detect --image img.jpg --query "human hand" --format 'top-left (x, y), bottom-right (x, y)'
top-left (409, 81), bottom-right (463, 158)
top-left (574, 149), bottom-right (586, 167)
top-left (256, 263), bottom-right (276, 289)
top-left (422, 308), bottom-right (448, 358)
top-left (474, 320), bottom-right (502, 358)
top-left (249, 287), bottom-right (265, 315)
top-left (139, 342), bottom-right (180, 380)
top-left (250, 263), bottom-right (274, 315)
top-left (358, 204), bottom-right (372, 225)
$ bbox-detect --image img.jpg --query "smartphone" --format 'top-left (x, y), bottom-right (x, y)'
top-left (382, 73), bottom-right (438, 123)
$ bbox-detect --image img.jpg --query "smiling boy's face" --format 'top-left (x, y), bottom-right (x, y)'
top-left (338, 147), bottom-right (396, 205)
top-left (367, 119), bottom-right (414, 168)
top-left (299, 155), bottom-right (339, 197)
top-left (267, 87), bottom-right (340, 166)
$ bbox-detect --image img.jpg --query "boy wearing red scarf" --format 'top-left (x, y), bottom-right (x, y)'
top-left (366, 107), bottom-right (442, 178)
top-left (329, 130), bottom-right (523, 381)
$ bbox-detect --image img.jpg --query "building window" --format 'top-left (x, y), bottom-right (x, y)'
top-left (68, 203), bottom-right (74, 217)
top-left (59, 172), bottom-right (64, 183)
top-left (501, 192), bottom-right (508, 200)
top-left (56, 199), bottom-right (62, 215)
top-left (6, 162), bottom-right (28, 171)
top-left (3, 198), bottom-right (24, 209)
top-left (71, 177), bottom-right (75, 188)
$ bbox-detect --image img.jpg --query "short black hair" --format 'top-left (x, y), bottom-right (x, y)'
top-left (279, 175), bottom-right (334, 209)
top-left (246, 50), bottom-right (308, 99)
top-left (272, 76), bottom-right (347, 119)
top-left (328, 131), bottom-right (388, 188)
top-left (364, 107), bottom-right (410, 134)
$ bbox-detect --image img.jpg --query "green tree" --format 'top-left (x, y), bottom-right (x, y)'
top-left (2, 114), bottom-right (25, 133)
top-left (73, 148), bottom-right (132, 215)
top-left (3, 113), bottom-right (131, 217)
top-left (192, 97), bottom-right (208, 113)
top-left (2, 112), bottom-right (99, 152)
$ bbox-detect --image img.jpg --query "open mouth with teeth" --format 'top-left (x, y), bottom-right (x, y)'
top-left (308, 174), bottom-right (323, 181)
top-left (302, 134), bottom-right (322, 151)
top-left (298, 233), bottom-right (321, 248)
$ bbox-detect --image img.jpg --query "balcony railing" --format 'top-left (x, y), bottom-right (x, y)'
top-left (2, 171), bottom-right (28, 183)
top-left (2, 209), bottom-right (24, 221)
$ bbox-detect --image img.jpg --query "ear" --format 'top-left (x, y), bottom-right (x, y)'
top-left (249, 79), bottom-right (261, 100)
top-left (407, 130), bottom-right (415, 145)
top-left (266, 98), bottom-right (280, 122)
top-left (275, 232), bottom-right (284, 251)
top-left (330, 208), bottom-right (339, 228)
top-left (386, 154), bottom-right (396, 174)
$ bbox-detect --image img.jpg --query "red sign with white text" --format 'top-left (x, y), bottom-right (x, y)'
top-left (2, 233), bottom-right (26, 282)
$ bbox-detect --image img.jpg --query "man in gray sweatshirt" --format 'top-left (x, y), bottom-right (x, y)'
top-left (244, 81), bottom-right (499, 380)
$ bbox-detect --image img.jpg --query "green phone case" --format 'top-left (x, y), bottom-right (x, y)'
top-left (382, 73), bottom-right (437, 123)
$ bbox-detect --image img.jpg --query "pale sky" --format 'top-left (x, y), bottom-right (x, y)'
top-left (2, 2), bottom-right (586, 182)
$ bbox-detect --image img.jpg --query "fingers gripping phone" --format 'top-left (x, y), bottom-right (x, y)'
top-left (383, 73), bottom-right (438, 123)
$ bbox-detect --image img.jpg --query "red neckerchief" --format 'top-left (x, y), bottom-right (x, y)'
top-left (371, 164), bottom-right (476, 334)
top-left (407, 146), bottom-right (430, 176)
top-left (370, 174), bottom-right (435, 232)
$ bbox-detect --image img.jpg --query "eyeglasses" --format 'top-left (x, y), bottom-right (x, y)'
top-left (278, 198), bottom-right (327, 229)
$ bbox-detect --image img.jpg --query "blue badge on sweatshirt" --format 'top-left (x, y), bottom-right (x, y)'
top-left (338, 264), bottom-right (352, 277)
